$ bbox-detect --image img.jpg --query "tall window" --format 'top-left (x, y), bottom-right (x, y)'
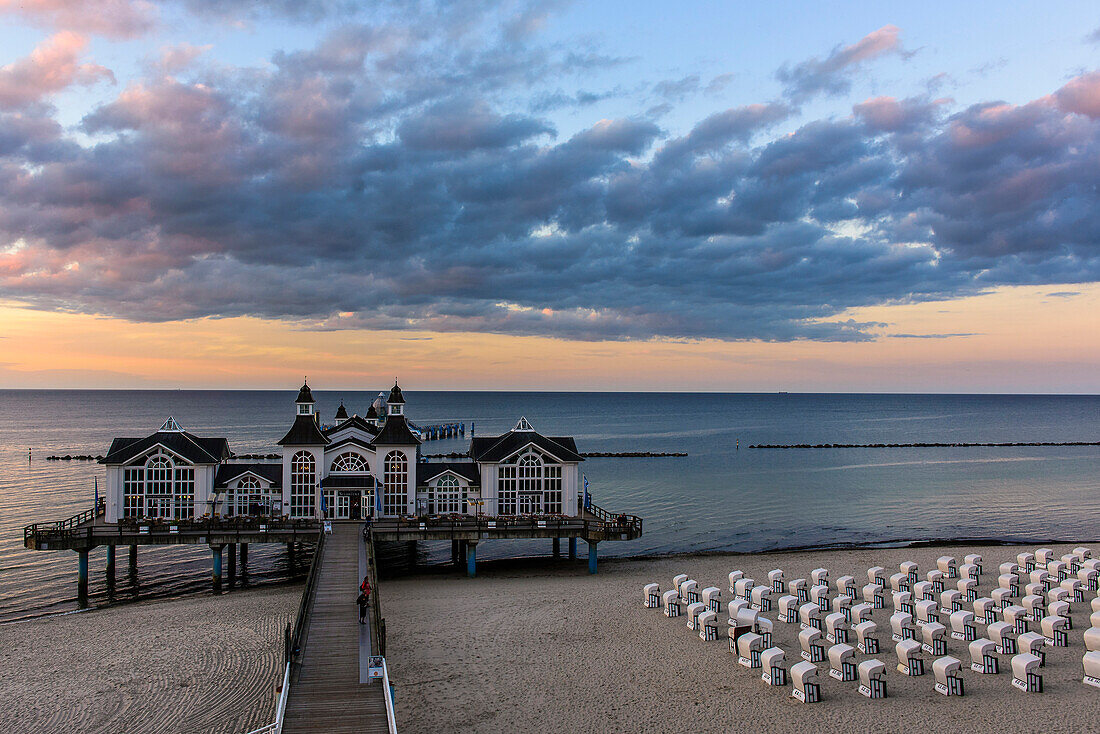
top-left (146, 455), bottom-right (173, 519)
top-left (123, 467), bottom-right (144, 518)
top-left (330, 452), bottom-right (368, 473)
top-left (436, 476), bottom-right (467, 514)
top-left (497, 450), bottom-right (561, 515)
top-left (173, 466), bottom-right (194, 519)
top-left (383, 451), bottom-right (407, 516)
top-left (228, 476), bottom-right (263, 516)
top-left (291, 451), bottom-right (316, 518)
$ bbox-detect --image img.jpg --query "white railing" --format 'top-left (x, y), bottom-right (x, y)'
top-left (381, 657), bottom-right (398, 734)
top-left (244, 662), bottom-right (292, 734)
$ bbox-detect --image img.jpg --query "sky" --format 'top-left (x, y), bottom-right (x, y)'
top-left (0, 1), bottom-right (1098, 392)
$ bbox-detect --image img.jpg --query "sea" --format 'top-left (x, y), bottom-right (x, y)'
top-left (1, 390), bottom-right (1098, 623)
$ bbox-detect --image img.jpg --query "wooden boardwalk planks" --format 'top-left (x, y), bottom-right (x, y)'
top-left (283, 523), bottom-right (389, 733)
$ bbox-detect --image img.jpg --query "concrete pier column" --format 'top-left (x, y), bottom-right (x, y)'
top-left (211, 545), bottom-right (224, 592)
top-left (227, 543), bottom-right (237, 580)
top-left (105, 545), bottom-right (116, 584)
top-left (588, 541), bottom-right (598, 575)
top-left (466, 541), bottom-right (478, 578)
top-left (77, 548), bottom-right (90, 597)
top-left (459, 541), bottom-right (467, 564)
top-left (552, 537), bottom-right (560, 557)
top-left (239, 543), bottom-right (248, 566)
top-left (128, 544), bottom-right (138, 570)
top-left (568, 537), bottom-right (577, 559)
top-left (451, 539), bottom-right (460, 565)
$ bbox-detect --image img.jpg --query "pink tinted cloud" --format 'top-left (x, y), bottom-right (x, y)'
top-left (0, 0), bottom-right (156, 39)
top-left (0, 31), bottom-right (114, 109)
top-left (1052, 71), bottom-right (1100, 119)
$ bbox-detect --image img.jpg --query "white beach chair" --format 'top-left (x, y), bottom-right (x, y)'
top-left (750, 584), bottom-right (772, 612)
top-left (737, 631), bottom-right (764, 668)
top-left (957, 577), bottom-right (978, 602)
top-left (889, 572), bottom-right (909, 593)
top-left (1011, 652), bottom-right (1043, 692)
top-left (832, 594), bottom-right (853, 623)
top-left (727, 598), bottom-right (750, 622)
top-left (727, 571), bottom-right (742, 595)
top-left (964, 554), bottom-right (983, 577)
top-left (913, 581), bottom-right (935, 602)
top-left (1029, 569), bottom-right (1052, 592)
top-left (1017, 552), bottom-right (1035, 572)
top-left (915, 599), bottom-right (939, 626)
top-left (958, 563), bottom-right (978, 584)
top-left (950, 610), bottom-right (977, 642)
top-left (896, 638), bottom-right (924, 676)
top-left (1062, 553), bottom-right (1080, 575)
top-left (663, 590), bottom-right (681, 617)
top-left (901, 561), bottom-right (919, 586)
top-left (835, 575), bottom-right (856, 599)
top-left (969, 637), bottom-right (999, 674)
top-left (761, 647), bottom-right (787, 686)
top-left (734, 577), bottom-right (755, 602)
top-left (789, 578), bottom-right (808, 603)
top-left (892, 591), bottom-right (913, 615)
top-left (1079, 567), bottom-right (1098, 592)
top-left (937, 556), bottom-right (957, 579)
top-left (798, 627), bottom-right (825, 663)
top-left (735, 607), bottom-right (759, 637)
top-left (921, 622), bottom-right (947, 657)
top-left (867, 566), bottom-right (886, 586)
top-left (850, 602), bottom-right (873, 625)
top-left (988, 621), bottom-right (1018, 655)
top-left (933, 656), bottom-right (964, 696)
top-left (1084, 626), bottom-right (1100, 652)
top-left (810, 584), bottom-right (830, 612)
top-left (698, 609), bottom-right (720, 641)
top-left (686, 602), bottom-right (706, 630)
top-left (825, 612), bottom-right (849, 644)
top-left (1084, 651), bottom-right (1100, 689)
top-left (1048, 560), bottom-right (1068, 582)
top-left (681, 579), bottom-right (700, 604)
top-left (702, 586), bottom-right (722, 613)
top-left (1003, 605), bottom-right (1029, 634)
top-left (1048, 585), bottom-right (1070, 605)
top-left (858, 659), bottom-right (887, 698)
top-left (973, 597), bottom-right (997, 624)
top-left (756, 616), bottom-right (774, 648)
top-left (811, 568), bottom-right (829, 587)
top-left (941, 590), bottom-right (962, 615)
top-left (799, 602), bottom-right (822, 631)
top-left (855, 619), bottom-right (879, 654)
top-left (673, 574), bottom-right (688, 596)
top-left (777, 595), bottom-right (799, 624)
top-left (997, 572), bottom-right (1020, 597)
top-left (1022, 595), bottom-right (1045, 623)
top-left (769, 569), bottom-right (785, 594)
top-left (992, 587), bottom-right (1014, 610)
top-left (1060, 578), bottom-right (1085, 603)
top-left (1039, 615), bottom-right (1068, 647)
top-left (1035, 548), bottom-right (1054, 566)
top-left (728, 623), bottom-right (747, 653)
top-left (926, 571), bottom-right (945, 595)
top-left (1091, 610), bottom-right (1100, 630)
top-left (828, 643), bottom-right (857, 682)
top-left (862, 583), bottom-right (884, 609)
top-left (1073, 547), bottom-right (1092, 561)
top-left (790, 661), bottom-right (821, 703)
top-left (1048, 600), bottom-right (1071, 628)
top-left (1023, 582), bottom-right (1044, 600)
top-left (999, 561), bottom-right (1020, 578)
top-left (890, 611), bottom-right (916, 642)
top-left (644, 583), bottom-right (660, 608)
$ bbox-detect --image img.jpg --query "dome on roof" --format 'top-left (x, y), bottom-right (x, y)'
top-left (295, 381), bottom-right (315, 404)
top-left (334, 402), bottom-right (348, 420)
top-left (388, 380), bottom-right (405, 404)
top-left (365, 403), bottom-right (378, 419)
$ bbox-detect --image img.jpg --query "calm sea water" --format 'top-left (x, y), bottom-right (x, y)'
top-left (1, 390), bottom-right (1098, 622)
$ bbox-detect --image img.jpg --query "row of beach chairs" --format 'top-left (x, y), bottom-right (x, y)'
top-left (644, 547), bottom-right (1100, 701)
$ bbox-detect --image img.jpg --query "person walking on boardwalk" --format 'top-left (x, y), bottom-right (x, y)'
top-left (357, 590), bottom-right (369, 624)
top-left (360, 575), bottom-right (371, 597)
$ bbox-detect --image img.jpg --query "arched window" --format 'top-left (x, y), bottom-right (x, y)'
top-left (497, 450), bottom-right (562, 515)
top-left (383, 451), bottom-right (407, 516)
top-left (436, 476), bottom-right (466, 514)
top-left (228, 476), bottom-right (262, 516)
top-left (330, 452), bottom-right (369, 473)
top-left (145, 455), bottom-right (174, 519)
top-left (291, 451), bottom-right (316, 518)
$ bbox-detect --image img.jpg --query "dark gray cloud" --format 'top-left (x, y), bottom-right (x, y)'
top-left (777, 25), bottom-right (906, 102)
top-left (1, 19), bottom-right (1099, 344)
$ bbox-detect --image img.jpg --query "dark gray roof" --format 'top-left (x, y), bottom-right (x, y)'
top-left (370, 414), bottom-right (421, 446)
top-left (278, 415), bottom-right (330, 446)
top-left (469, 431), bottom-right (582, 463)
top-left (101, 431), bottom-right (231, 465)
top-left (326, 435), bottom-right (375, 453)
top-left (417, 461), bottom-right (480, 485)
top-left (296, 382), bottom-right (315, 403)
top-left (321, 475), bottom-right (379, 488)
top-left (334, 403), bottom-right (348, 420)
top-left (365, 403), bottom-right (378, 419)
top-left (322, 415), bottom-right (379, 438)
top-left (215, 463), bottom-right (282, 487)
top-left (387, 381), bottom-right (405, 404)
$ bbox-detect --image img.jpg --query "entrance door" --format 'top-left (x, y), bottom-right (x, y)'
top-left (349, 493), bottom-right (362, 520)
top-left (336, 493), bottom-right (351, 519)
top-left (518, 492), bottom-right (542, 515)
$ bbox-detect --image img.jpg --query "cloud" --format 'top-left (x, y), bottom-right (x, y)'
top-left (1052, 71), bottom-right (1100, 118)
top-left (1, 25), bottom-right (1100, 345)
top-left (0, 31), bottom-right (114, 109)
top-left (0, 0), bottom-right (156, 39)
top-left (777, 25), bottom-right (906, 102)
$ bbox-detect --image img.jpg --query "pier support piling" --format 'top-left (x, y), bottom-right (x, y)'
top-left (466, 541), bottom-right (478, 578)
top-left (227, 543), bottom-right (236, 581)
top-left (568, 537), bottom-right (577, 559)
top-left (552, 537), bottom-right (560, 557)
top-left (76, 548), bottom-right (89, 597)
top-left (239, 543), bottom-right (248, 566)
top-left (211, 544), bottom-right (224, 592)
top-left (406, 540), bottom-right (416, 569)
top-left (451, 539), bottom-right (460, 565)
top-left (588, 541), bottom-right (598, 574)
top-left (128, 544), bottom-right (137, 571)
top-left (105, 545), bottom-right (116, 584)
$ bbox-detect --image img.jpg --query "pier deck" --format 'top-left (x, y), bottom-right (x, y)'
top-left (283, 522), bottom-right (390, 733)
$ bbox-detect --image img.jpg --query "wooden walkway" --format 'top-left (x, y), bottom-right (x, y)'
top-left (283, 523), bottom-right (390, 733)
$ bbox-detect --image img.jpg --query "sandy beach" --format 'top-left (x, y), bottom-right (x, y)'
top-left (384, 543), bottom-right (1100, 733)
top-left (0, 585), bottom-right (298, 734)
